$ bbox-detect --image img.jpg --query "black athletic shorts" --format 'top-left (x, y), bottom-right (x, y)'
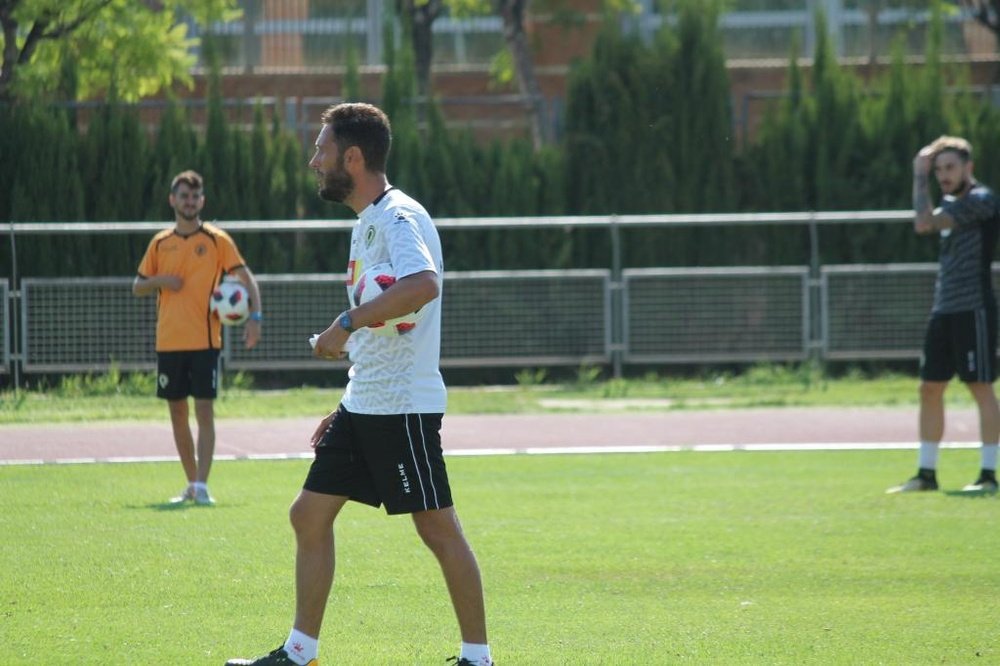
top-left (156, 349), bottom-right (220, 400)
top-left (920, 306), bottom-right (997, 383)
top-left (304, 404), bottom-right (453, 515)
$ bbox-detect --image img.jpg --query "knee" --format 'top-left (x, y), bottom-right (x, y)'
top-left (415, 519), bottom-right (466, 557)
top-left (289, 497), bottom-right (322, 540)
top-left (919, 381), bottom-right (946, 402)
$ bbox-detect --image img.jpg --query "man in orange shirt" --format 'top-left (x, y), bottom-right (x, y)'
top-left (133, 170), bottom-right (263, 505)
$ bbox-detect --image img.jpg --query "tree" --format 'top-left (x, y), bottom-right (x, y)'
top-left (0, 0), bottom-right (239, 102)
top-left (396, 0), bottom-right (443, 105)
top-left (492, 0), bottom-right (549, 149)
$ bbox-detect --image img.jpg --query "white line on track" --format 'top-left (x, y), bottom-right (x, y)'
top-left (0, 441), bottom-right (981, 466)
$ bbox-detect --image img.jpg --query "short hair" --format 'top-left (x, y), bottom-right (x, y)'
top-left (170, 170), bottom-right (203, 193)
top-left (929, 135), bottom-right (973, 163)
top-left (320, 103), bottom-right (392, 173)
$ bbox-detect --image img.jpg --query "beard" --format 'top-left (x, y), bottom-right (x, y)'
top-left (945, 178), bottom-right (971, 196)
top-left (174, 207), bottom-right (199, 222)
top-left (318, 159), bottom-right (354, 203)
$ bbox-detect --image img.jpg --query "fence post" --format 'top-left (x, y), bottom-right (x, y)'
top-left (808, 212), bottom-right (823, 365)
top-left (610, 215), bottom-right (623, 379)
top-left (7, 222), bottom-right (20, 394)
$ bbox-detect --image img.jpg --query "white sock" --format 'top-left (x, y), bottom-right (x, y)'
top-left (981, 444), bottom-right (998, 471)
top-left (283, 628), bottom-right (318, 665)
top-left (193, 481), bottom-right (207, 491)
top-left (460, 642), bottom-right (492, 666)
top-left (918, 441), bottom-right (939, 470)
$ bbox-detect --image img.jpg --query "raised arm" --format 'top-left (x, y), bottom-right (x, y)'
top-left (913, 145), bottom-right (955, 234)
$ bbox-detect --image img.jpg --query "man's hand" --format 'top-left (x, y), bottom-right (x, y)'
top-left (312, 321), bottom-right (350, 360)
top-left (243, 320), bottom-right (261, 349)
top-left (913, 145), bottom-right (935, 176)
top-left (160, 275), bottom-right (183, 291)
top-left (309, 409), bottom-right (338, 449)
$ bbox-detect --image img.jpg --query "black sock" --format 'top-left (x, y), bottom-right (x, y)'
top-left (917, 467), bottom-right (937, 481)
top-left (980, 469), bottom-right (996, 481)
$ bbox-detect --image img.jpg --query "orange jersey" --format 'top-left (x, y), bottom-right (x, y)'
top-left (137, 222), bottom-right (248, 351)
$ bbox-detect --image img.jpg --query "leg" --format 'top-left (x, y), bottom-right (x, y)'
top-left (966, 382), bottom-right (1000, 445)
top-left (412, 507), bottom-right (488, 644)
top-left (193, 398), bottom-right (215, 483)
top-left (919, 380), bottom-right (948, 444)
top-left (167, 398), bottom-right (196, 483)
top-left (289, 489), bottom-right (349, 638)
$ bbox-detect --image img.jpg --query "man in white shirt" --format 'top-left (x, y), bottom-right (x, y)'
top-left (226, 103), bottom-right (493, 666)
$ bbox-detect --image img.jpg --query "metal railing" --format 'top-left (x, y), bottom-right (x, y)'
top-left (3, 210), bottom-right (958, 387)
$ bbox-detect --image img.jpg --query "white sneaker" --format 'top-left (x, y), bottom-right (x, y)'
top-left (960, 476), bottom-right (998, 493)
top-left (194, 486), bottom-right (216, 506)
top-left (169, 486), bottom-right (195, 504)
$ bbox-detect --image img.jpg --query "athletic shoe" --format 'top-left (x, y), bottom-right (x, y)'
top-left (446, 657), bottom-right (493, 666)
top-left (885, 475), bottom-right (938, 494)
top-left (194, 486), bottom-right (216, 506)
top-left (960, 475), bottom-right (998, 493)
top-left (169, 486), bottom-right (195, 504)
top-left (225, 646), bottom-right (317, 665)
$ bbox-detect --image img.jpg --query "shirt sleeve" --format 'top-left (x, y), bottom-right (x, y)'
top-left (385, 210), bottom-right (437, 279)
top-left (136, 238), bottom-right (157, 278)
top-left (941, 188), bottom-right (998, 229)
top-left (217, 231), bottom-right (248, 273)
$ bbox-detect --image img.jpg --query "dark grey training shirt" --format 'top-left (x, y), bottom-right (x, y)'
top-left (932, 183), bottom-right (1000, 314)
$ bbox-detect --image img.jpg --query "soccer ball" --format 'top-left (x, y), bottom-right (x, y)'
top-left (211, 280), bottom-right (250, 326)
top-left (352, 262), bottom-right (425, 336)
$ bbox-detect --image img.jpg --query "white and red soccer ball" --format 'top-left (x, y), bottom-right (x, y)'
top-left (211, 280), bottom-right (250, 326)
top-left (352, 263), bottom-right (425, 336)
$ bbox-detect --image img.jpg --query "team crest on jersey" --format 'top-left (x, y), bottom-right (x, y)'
top-left (195, 244), bottom-right (207, 256)
top-left (365, 225), bottom-right (376, 247)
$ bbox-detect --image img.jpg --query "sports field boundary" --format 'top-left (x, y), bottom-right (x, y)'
top-left (0, 406), bottom-right (985, 466)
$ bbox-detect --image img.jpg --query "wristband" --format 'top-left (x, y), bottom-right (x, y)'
top-left (337, 311), bottom-right (355, 334)
top-left (249, 311), bottom-right (263, 322)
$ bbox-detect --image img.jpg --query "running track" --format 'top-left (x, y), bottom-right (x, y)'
top-left (0, 406), bottom-right (984, 465)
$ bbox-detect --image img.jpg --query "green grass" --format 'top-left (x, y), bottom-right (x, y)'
top-left (2, 450), bottom-right (997, 664)
top-left (0, 365), bottom-right (983, 424)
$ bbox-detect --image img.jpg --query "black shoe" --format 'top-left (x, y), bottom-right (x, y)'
top-left (225, 646), bottom-right (317, 666)
top-left (446, 657), bottom-right (493, 666)
top-left (885, 475), bottom-right (938, 494)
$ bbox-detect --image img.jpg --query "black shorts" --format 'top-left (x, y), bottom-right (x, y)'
top-left (156, 350), bottom-right (220, 400)
top-left (920, 307), bottom-right (997, 383)
top-left (304, 405), bottom-right (453, 515)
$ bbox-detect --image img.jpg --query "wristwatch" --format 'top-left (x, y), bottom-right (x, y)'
top-left (337, 311), bottom-right (355, 333)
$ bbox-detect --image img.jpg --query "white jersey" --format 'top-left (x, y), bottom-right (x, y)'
top-left (340, 188), bottom-right (447, 415)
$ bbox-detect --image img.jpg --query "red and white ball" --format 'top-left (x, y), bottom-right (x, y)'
top-left (211, 280), bottom-right (250, 326)
top-left (352, 263), bottom-right (425, 336)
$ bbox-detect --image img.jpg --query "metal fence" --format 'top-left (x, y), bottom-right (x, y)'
top-left (3, 211), bottom-right (969, 383)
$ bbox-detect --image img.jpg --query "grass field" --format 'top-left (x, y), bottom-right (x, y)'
top-left (2, 449), bottom-right (997, 665)
top-left (0, 365), bottom-right (984, 424)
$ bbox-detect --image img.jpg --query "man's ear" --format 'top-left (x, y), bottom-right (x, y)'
top-left (344, 145), bottom-right (364, 171)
